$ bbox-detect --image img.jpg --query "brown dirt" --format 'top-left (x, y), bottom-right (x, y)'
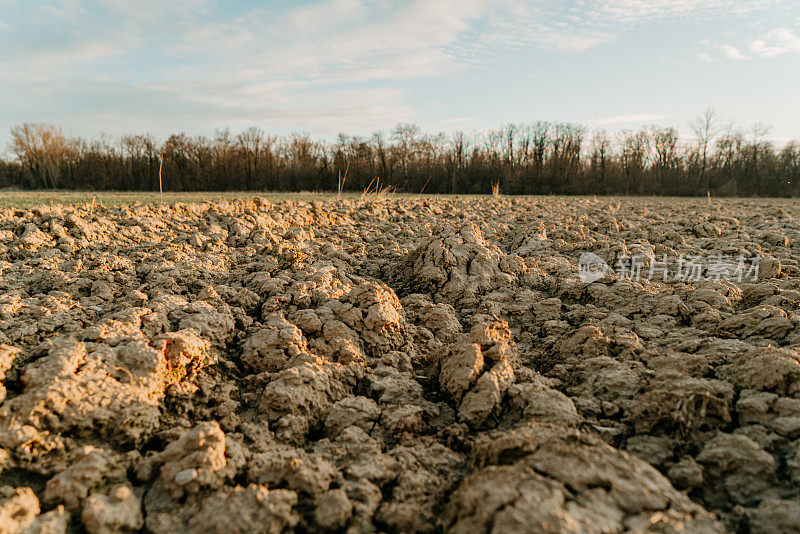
top-left (0, 196), bottom-right (799, 533)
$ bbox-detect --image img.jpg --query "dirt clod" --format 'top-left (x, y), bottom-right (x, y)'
top-left (1, 196), bottom-right (799, 532)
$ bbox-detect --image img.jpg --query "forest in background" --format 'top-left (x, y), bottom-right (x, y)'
top-left (2, 111), bottom-right (799, 197)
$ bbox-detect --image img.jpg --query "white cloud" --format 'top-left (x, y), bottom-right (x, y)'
top-left (749, 39), bottom-right (786, 57)
top-left (768, 28), bottom-right (800, 50)
top-left (720, 44), bottom-right (749, 60)
top-left (712, 27), bottom-right (800, 61)
top-left (749, 28), bottom-right (800, 57)
top-left (598, 0), bottom-right (793, 23)
top-left (0, 0), bottom-right (796, 143)
top-left (482, 21), bottom-right (614, 53)
top-left (1, 0), bottom-right (493, 138)
top-left (697, 53), bottom-right (715, 62)
top-left (167, 0), bottom-right (495, 87)
top-left (482, 0), bottom-right (789, 54)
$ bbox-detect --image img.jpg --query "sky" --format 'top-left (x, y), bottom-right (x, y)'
top-left (1, 0), bottom-right (799, 150)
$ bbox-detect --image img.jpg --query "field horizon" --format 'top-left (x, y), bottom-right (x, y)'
top-left (1, 188), bottom-right (797, 209)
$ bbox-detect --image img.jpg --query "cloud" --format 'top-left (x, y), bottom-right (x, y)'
top-left (482, 0), bottom-right (789, 54)
top-left (769, 28), bottom-right (800, 51)
top-left (0, 0), bottom-right (796, 144)
top-left (713, 27), bottom-right (800, 61)
top-left (589, 0), bottom-right (786, 23)
top-left (1, 0), bottom-right (493, 139)
top-left (749, 28), bottom-right (800, 57)
top-left (720, 44), bottom-right (749, 60)
top-left (482, 21), bottom-right (615, 53)
top-left (749, 39), bottom-right (786, 57)
top-left (160, 0), bottom-right (497, 89)
top-left (697, 53), bottom-right (715, 62)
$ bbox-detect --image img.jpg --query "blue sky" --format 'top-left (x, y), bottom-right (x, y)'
top-left (1, 0), bottom-right (799, 149)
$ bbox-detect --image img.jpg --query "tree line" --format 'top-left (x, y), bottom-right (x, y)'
top-left (2, 112), bottom-right (799, 197)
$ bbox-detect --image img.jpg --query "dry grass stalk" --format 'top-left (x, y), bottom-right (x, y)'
top-left (419, 176), bottom-right (432, 195)
top-left (360, 177), bottom-right (395, 201)
top-left (158, 154), bottom-right (164, 205)
top-left (338, 161), bottom-right (350, 199)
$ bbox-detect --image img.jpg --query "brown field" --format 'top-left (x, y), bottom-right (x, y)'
top-left (0, 190), bottom-right (346, 209)
top-left (0, 195), bottom-right (798, 532)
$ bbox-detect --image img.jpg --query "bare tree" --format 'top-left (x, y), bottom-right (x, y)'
top-left (502, 123), bottom-right (519, 168)
top-left (450, 131), bottom-right (468, 193)
top-left (689, 108), bottom-right (719, 189)
top-left (649, 127), bottom-right (679, 193)
top-left (237, 127), bottom-right (264, 190)
top-left (529, 122), bottom-right (550, 191)
top-left (9, 123), bottom-right (71, 189)
top-left (2, 118), bottom-right (798, 197)
top-left (590, 130), bottom-right (611, 194)
top-left (548, 123), bottom-right (584, 193)
top-left (391, 123), bottom-right (420, 184)
top-left (619, 130), bottom-right (649, 194)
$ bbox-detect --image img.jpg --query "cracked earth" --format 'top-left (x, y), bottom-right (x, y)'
top-left (0, 196), bottom-right (799, 533)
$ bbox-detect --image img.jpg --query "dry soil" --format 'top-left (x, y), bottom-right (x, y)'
top-left (0, 196), bottom-right (799, 533)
